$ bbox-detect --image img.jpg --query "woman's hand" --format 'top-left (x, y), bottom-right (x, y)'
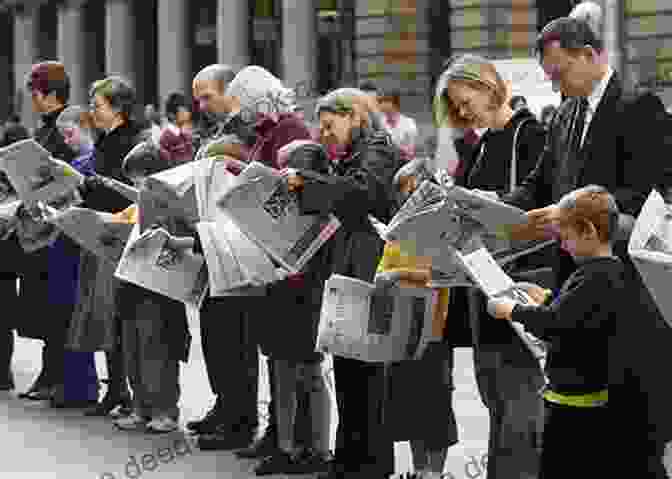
top-left (283, 169), bottom-right (304, 193)
top-left (486, 297), bottom-right (517, 320)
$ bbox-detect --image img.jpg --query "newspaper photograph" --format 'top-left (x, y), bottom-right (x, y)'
top-left (115, 224), bottom-right (208, 309)
top-left (217, 162), bottom-right (341, 274)
top-left (316, 274), bottom-right (437, 363)
top-left (0, 139), bottom-right (84, 206)
top-left (628, 189), bottom-right (672, 327)
top-left (46, 206), bottom-right (133, 265)
top-left (14, 202), bottom-right (60, 252)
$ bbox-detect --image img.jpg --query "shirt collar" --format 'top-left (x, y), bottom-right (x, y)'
top-left (586, 67), bottom-right (614, 113)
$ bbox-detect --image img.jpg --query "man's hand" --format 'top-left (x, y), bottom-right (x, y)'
top-left (487, 297), bottom-right (517, 320)
top-left (516, 282), bottom-right (551, 305)
top-left (285, 170), bottom-right (304, 193)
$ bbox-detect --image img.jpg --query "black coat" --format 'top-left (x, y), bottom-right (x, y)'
top-left (297, 128), bottom-right (402, 282)
top-left (450, 109), bottom-right (547, 349)
top-left (505, 73), bottom-right (672, 456)
top-left (83, 121), bottom-right (142, 213)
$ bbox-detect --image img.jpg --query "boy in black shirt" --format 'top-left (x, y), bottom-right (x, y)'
top-left (487, 184), bottom-right (622, 479)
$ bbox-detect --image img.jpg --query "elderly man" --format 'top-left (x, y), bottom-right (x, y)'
top-left (504, 17), bottom-right (672, 477)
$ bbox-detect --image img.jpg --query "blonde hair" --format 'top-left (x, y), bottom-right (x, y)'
top-left (315, 87), bottom-right (385, 131)
top-left (433, 54), bottom-right (509, 129)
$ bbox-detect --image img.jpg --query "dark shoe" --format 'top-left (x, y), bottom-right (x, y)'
top-left (186, 399), bottom-right (225, 434)
top-left (316, 460), bottom-right (346, 479)
top-left (293, 450), bottom-right (333, 474)
top-left (254, 451), bottom-right (302, 475)
top-left (50, 398), bottom-right (99, 409)
top-left (234, 431), bottom-right (280, 459)
top-left (23, 385), bottom-right (53, 401)
top-left (0, 374), bottom-right (14, 391)
top-left (84, 391), bottom-right (132, 417)
top-left (18, 378), bottom-right (51, 399)
top-left (197, 429), bottom-right (253, 451)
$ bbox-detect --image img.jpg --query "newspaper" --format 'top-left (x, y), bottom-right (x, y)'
top-left (45, 206), bottom-right (133, 265)
top-left (115, 224), bottom-right (208, 309)
top-left (316, 274), bottom-right (437, 362)
top-left (628, 189), bottom-right (672, 327)
top-left (450, 244), bottom-right (547, 361)
top-left (193, 155), bottom-right (278, 295)
top-left (0, 139), bottom-right (84, 206)
top-left (217, 162), bottom-right (341, 274)
top-left (0, 198), bottom-right (21, 240)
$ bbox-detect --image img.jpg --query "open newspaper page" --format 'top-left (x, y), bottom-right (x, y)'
top-left (628, 189), bottom-right (672, 327)
top-left (193, 155), bottom-right (278, 295)
top-left (115, 224), bottom-right (208, 309)
top-left (45, 206), bottom-right (133, 266)
top-left (0, 139), bottom-right (84, 206)
top-left (316, 274), bottom-right (436, 362)
top-left (451, 244), bottom-right (547, 362)
top-left (217, 161), bottom-right (341, 274)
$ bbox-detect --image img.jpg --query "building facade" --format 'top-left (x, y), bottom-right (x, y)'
top-left (0, 0), bottom-right (670, 131)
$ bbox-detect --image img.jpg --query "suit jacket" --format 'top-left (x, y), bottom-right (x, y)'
top-left (505, 73), bottom-right (672, 451)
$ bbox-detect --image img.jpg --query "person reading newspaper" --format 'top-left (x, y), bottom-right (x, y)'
top-left (373, 157), bottom-right (458, 479)
top-left (486, 185), bottom-right (628, 479)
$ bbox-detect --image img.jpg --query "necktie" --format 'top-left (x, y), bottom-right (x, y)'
top-left (557, 98), bottom-right (589, 197)
top-left (572, 97), bottom-right (589, 156)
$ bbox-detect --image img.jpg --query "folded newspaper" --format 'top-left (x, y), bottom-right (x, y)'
top-left (45, 206), bottom-right (133, 265)
top-left (316, 274), bottom-right (437, 362)
top-left (193, 155), bottom-right (279, 294)
top-left (449, 243), bottom-right (547, 361)
top-left (628, 189), bottom-right (672, 327)
top-left (382, 180), bottom-right (555, 284)
top-left (115, 224), bottom-right (209, 309)
top-left (0, 139), bottom-right (84, 206)
top-left (0, 198), bottom-right (21, 240)
top-left (217, 162), bottom-right (341, 274)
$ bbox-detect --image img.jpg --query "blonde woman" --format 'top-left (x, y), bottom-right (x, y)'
top-left (434, 54), bottom-right (548, 479)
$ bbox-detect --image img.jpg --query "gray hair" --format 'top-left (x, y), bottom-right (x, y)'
top-left (314, 87), bottom-right (385, 131)
top-left (193, 64), bottom-right (237, 92)
top-left (225, 66), bottom-right (296, 122)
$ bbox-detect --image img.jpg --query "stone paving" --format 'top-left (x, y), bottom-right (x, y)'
top-left (1, 308), bottom-right (489, 479)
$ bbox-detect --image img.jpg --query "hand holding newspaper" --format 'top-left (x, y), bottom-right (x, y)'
top-left (0, 198), bottom-right (21, 240)
top-left (0, 139), bottom-right (84, 206)
top-left (45, 205), bottom-right (133, 265)
top-left (316, 274), bottom-right (437, 362)
top-left (115, 224), bottom-right (208, 309)
top-left (628, 189), bottom-right (672, 327)
top-left (217, 161), bottom-right (341, 274)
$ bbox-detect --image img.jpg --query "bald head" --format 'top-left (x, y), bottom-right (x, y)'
top-left (193, 64), bottom-right (238, 115)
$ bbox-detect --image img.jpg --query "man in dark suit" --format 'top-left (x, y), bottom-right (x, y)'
top-left (504, 17), bottom-right (672, 477)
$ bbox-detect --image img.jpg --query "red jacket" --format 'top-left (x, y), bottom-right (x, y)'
top-left (248, 113), bottom-right (312, 169)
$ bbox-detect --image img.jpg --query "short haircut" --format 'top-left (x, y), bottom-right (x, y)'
top-left (193, 64), bottom-right (237, 93)
top-left (89, 76), bottom-right (137, 119)
top-left (433, 54), bottom-right (508, 129)
top-left (557, 185), bottom-right (620, 244)
top-left (164, 92), bottom-right (191, 121)
top-left (27, 61), bottom-right (71, 104)
top-left (536, 16), bottom-right (604, 61)
top-left (283, 142), bottom-right (331, 175)
top-left (569, 1), bottom-right (603, 41)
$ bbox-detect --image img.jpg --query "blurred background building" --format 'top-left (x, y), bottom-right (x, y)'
top-left (0, 0), bottom-right (670, 131)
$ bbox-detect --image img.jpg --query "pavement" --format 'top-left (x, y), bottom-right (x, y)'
top-left (1, 307), bottom-right (489, 479)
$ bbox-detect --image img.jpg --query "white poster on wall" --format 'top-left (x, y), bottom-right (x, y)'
top-left (492, 58), bottom-right (561, 117)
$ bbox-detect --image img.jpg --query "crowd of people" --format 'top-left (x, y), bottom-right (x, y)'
top-left (2, 5), bottom-right (672, 479)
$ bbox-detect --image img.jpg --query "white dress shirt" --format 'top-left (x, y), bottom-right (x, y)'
top-left (580, 66), bottom-right (614, 148)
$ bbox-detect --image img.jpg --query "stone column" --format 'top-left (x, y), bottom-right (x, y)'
top-left (281, 0), bottom-right (317, 90)
top-left (216, 0), bottom-right (248, 68)
top-left (105, 0), bottom-right (136, 86)
top-left (157, 0), bottom-right (190, 106)
top-left (13, 5), bottom-right (40, 131)
top-left (57, 0), bottom-right (88, 105)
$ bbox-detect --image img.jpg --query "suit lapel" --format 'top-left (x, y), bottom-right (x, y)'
top-left (575, 74), bottom-right (623, 183)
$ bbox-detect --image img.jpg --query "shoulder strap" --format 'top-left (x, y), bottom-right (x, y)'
top-left (510, 117), bottom-right (533, 193)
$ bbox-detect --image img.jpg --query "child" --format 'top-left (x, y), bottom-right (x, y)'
top-left (112, 141), bottom-right (192, 434)
top-left (252, 140), bottom-right (334, 475)
top-left (487, 185), bottom-right (622, 479)
top-left (376, 158), bottom-right (457, 479)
